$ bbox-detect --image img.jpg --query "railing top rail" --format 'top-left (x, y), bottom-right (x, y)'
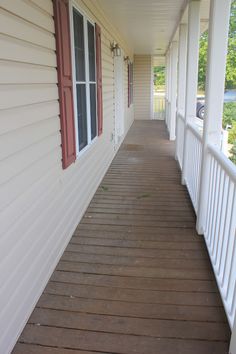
top-left (208, 143), bottom-right (236, 182)
top-left (186, 121), bottom-right (203, 142)
top-left (177, 111), bottom-right (185, 121)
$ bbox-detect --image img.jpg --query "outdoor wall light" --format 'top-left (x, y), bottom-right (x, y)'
top-left (124, 56), bottom-right (131, 64)
top-left (110, 41), bottom-right (121, 56)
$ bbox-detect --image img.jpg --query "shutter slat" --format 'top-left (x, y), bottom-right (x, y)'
top-left (54, 0), bottom-right (76, 169)
top-left (95, 23), bottom-right (103, 136)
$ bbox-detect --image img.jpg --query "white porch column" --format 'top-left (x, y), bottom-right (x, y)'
top-left (169, 41), bottom-right (178, 140)
top-left (177, 24), bottom-right (188, 116)
top-left (166, 50), bottom-right (171, 128)
top-left (230, 317), bottom-right (236, 354)
top-left (175, 24), bottom-right (188, 159)
top-left (181, 0), bottom-right (201, 184)
top-left (165, 53), bottom-right (169, 125)
top-left (196, 0), bottom-right (231, 233)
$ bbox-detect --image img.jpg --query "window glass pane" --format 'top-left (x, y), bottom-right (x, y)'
top-left (87, 22), bottom-right (96, 82)
top-left (90, 83), bottom-right (97, 139)
top-left (73, 9), bottom-right (85, 81)
top-left (76, 84), bottom-right (87, 150)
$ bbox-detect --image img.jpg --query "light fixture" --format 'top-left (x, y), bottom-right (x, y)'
top-left (110, 41), bottom-right (121, 56)
top-left (124, 56), bottom-right (131, 64)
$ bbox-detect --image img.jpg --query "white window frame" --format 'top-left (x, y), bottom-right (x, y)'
top-left (69, 2), bottom-right (98, 158)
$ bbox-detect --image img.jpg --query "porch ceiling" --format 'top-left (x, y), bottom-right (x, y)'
top-left (95, 0), bottom-right (210, 55)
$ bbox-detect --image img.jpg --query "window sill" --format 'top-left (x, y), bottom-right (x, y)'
top-left (76, 135), bottom-right (98, 160)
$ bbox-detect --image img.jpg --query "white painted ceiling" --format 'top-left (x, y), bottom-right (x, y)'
top-left (95, 0), bottom-right (210, 55)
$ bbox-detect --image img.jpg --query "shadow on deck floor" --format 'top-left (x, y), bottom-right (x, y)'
top-left (13, 121), bottom-right (230, 354)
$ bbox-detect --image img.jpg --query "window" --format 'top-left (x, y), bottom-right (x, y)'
top-left (128, 62), bottom-right (134, 107)
top-left (72, 7), bottom-right (97, 153)
top-left (54, 0), bottom-right (103, 169)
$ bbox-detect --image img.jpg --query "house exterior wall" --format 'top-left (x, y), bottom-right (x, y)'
top-left (133, 54), bottom-right (152, 120)
top-left (0, 0), bottom-right (134, 352)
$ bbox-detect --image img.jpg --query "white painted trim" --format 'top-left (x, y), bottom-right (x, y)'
top-left (114, 50), bottom-right (125, 144)
top-left (177, 24), bottom-right (187, 115)
top-left (196, 0), bottom-right (231, 234)
top-left (150, 55), bottom-right (154, 120)
top-left (169, 41), bottom-right (178, 140)
top-left (175, 24), bottom-right (187, 159)
top-left (181, 0), bottom-right (201, 184)
top-left (70, 2), bottom-right (98, 158)
top-left (230, 317), bottom-right (236, 354)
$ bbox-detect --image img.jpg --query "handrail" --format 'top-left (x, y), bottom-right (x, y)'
top-left (208, 143), bottom-right (236, 182)
top-left (186, 121), bottom-right (203, 142)
top-left (177, 111), bottom-right (185, 122)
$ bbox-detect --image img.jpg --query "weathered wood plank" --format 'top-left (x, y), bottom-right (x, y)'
top-left (45, 282), bottom-right (223, 308)
top-left (13, 121), bottom-right (230, 353)
top-left (61, 251), bottom-right (211, 269)
top-left (17, 325), bottom-right (229, 354)
top-left (51, 271), bottom-right (218, 292)
top-left (56, 260), bottom-right (214, 280)
top-left (28, 308), bottom-right (229, 341)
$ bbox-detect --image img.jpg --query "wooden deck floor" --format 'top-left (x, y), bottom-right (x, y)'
top-left (13, 121), bottom-right (230, 354)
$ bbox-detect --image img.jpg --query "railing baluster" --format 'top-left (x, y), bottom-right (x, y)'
top-left (181, 126), bottom-right (236, 328)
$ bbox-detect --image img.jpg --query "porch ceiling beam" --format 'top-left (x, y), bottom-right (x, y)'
top-left (196, 0), bottom-right (231, 234)
top-left (181, 0), bottom-right (201, 185)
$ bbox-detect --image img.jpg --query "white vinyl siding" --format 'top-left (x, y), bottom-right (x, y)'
top-left (0, 0), bottom-right (134, 353)
top-left (133, 54), bottom-right (152, 120)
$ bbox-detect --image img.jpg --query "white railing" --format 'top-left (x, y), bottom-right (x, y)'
top-left (185, 122), bottom-right (203, 213)
top-left (154, 94), bottom-right (166, 120)
top-left (165, 99), bottom-right (171, 130)
top-left (204, 143), bottom-right (236, 328)
top-left (176, 112), bottom-right (185, 168)
top-left (178, 118), bottom-right (236, 328)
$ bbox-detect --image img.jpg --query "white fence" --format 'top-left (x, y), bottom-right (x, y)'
top-left (184, 122), bottom-right (203, 213)
top-left (176, 118), bottom-right (236, 328)
top-left (204, 143), bottom-right (236, 328)
top-left (154, 94), bottom-right (165, 120)
top-left (176, 112), bottom-right (185, 169)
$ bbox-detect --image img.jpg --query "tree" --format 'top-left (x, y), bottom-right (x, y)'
top-left (198, 0), bottom-right (236, 91)
top-left (198, 31), bottom-right (208, 91)
top-left (154, 66), bottom-right (165, 89)
top-left (230, 140), bottom-right (236, 164)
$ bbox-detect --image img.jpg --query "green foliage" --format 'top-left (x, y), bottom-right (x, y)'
top-left (223, 102), bottom-right (236, 128)
top-left (198, 31), bottom-right (208, 91)
top-left (228, 121), bottom-right (236, 144)
top-left (229, 140), bottom-right (236, 164)
top-left (154, 66), bottom-right (165, 89)
top-left (198, 0), bottom-right (236, 91)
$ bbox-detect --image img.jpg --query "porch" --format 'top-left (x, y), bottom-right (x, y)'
top-left (13, 121), bottom-right (230, 354)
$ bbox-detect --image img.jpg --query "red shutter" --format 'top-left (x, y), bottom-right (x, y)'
top-left (54, 0), bottom-right (76, 169)
top-left (95, 23), bottom-right (103, 136)
top-left (128, 63), bottom-right (131, 107)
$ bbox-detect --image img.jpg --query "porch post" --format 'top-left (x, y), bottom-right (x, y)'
top-left (166, 50), bottom-right (171, 129)
top-left (196, 0), bottom-right (231, 233)
top-left (230, 317), bottom-right (236, 354)
top-left (175, 23), bottom-right (188, 159)
top-left (165, 52), bottom-right (169, 125)
top-left (181, 0), bottom-right (200, 184)
top-left (169, 41), bottom-right (178, 141)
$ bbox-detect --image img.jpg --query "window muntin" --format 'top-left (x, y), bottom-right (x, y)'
top-left (73, 9), bottom-right (85, 82)
top-left (72, 7), bottom-right (97, 154)
top-left (87, 22), bottom-right (96, 82)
